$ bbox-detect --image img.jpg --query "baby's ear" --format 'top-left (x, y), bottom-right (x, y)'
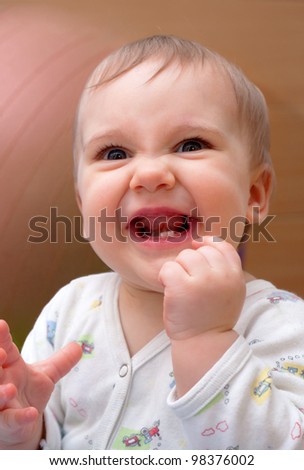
top-left (246, 164), bottom-right (273, 224)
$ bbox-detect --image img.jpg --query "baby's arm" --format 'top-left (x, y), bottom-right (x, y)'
top-left (159, 236), bottom-right (245, 397)
top-left (160, 238), bottom-right (304, 449)
top-left (0, 320), bottom-right (82, 449)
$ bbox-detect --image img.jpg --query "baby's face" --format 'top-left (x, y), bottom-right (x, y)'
top-left (76, 60), bottom-right (255, 291)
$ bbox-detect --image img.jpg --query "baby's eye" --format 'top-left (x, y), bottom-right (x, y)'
top-left (105, 148), bottom-right (128, 160)
top-left (96, 146), bottom-right (129, 161)
top-left (176, 139), bottom-right (210, 153)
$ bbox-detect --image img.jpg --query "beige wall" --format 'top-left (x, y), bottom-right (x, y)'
top-left (1, 0), bottom-right (303, 345)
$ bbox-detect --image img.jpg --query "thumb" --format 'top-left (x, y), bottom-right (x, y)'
top-left (36, 342), bottom-right (82, 385)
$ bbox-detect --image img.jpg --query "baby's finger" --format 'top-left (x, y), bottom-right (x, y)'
top-left (0, 348), bottom-right (7, 366)
top-left (0, 406), bottom-right (38, 429)
top-left (193, 237), bottom-right (242, 270)
top-left (0, 320), bottom-right (12, 346)
top-left (0, 321), bottom-right (20, 365)
top-left (159, 260), bottom-right (188, 288)
top-left (0, 384), bottom-right (17, 410)
top-left (37, 342), bottom-right (82, 385)
top-left (183, 243), bottom-right (230, 273)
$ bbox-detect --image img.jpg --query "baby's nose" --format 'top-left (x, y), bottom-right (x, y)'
top-left (129, 157), bottom-right (175, 193)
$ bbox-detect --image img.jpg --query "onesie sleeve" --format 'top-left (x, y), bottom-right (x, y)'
top-left (167, 288), bottom-right (304, 449)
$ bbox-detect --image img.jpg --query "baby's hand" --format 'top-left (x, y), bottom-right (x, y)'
top-left (0, 320), bottom-right (82, 449)
top-left (159, 237), bottom-right (246, 340)
top-left (159, 237), bottom-right (246, 396)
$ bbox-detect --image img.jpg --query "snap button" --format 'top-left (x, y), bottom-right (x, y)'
top-left (119, 364), bottom-right (129, 377)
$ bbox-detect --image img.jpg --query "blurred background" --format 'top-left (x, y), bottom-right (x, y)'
top-left (1, 0), bottom-right (303, 348)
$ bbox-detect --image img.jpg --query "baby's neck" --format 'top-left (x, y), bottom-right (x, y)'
top-left (118, 281), bottom-right (165, 357)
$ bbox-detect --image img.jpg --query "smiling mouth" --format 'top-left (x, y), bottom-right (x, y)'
top-left (129, 214), bottom-right (192, 241)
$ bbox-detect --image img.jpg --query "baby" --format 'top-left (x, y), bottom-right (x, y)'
top-left (0, 35), bottom-right (303, 450)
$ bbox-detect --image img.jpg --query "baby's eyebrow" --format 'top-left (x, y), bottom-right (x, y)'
top-left (82, 129), bottom-right (126, 151)
top-left (168, 123), bottom-right (227, 140)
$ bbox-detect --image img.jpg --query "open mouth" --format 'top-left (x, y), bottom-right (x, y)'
top-left (129, 214), bottom-right (193, 242)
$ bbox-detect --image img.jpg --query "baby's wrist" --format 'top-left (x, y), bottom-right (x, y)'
top-left (171, 329), bottom-right (238, 359)
top-left (171, 330), bottom-right (238, 397)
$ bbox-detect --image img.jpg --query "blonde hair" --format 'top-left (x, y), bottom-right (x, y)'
top-left (74, 35), bottom-right (272, 176)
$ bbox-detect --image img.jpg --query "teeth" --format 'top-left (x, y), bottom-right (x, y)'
top-left (159, 230), bottom-right (177, 238)
top-left (131, 214), bottom-right (190, 239)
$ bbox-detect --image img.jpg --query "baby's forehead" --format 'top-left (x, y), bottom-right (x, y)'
top-left (82, 57), bottom-right (235, 107)
top-left (102, 55), bottom-right (224, 82)
top-left (76, 58), bottom-right (242, 157)
top-left (76, 59), bottom-right (241, 150)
